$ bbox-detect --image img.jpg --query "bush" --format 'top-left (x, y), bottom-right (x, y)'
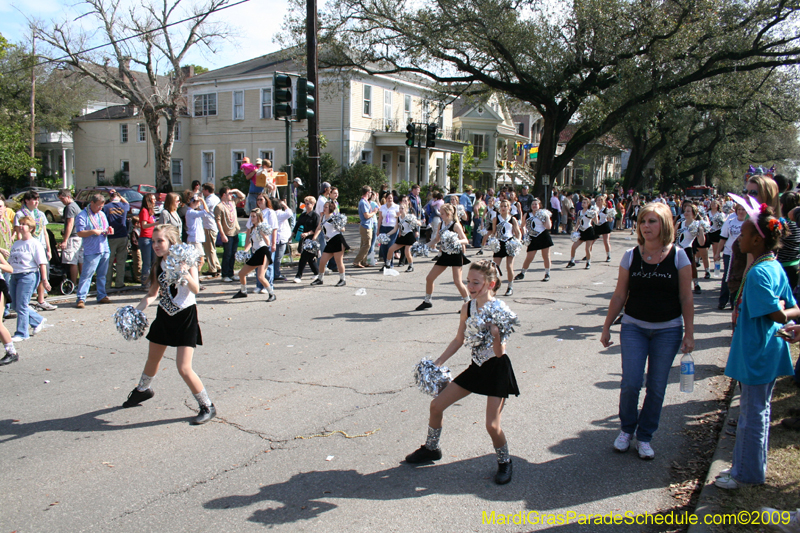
top-left (395, 180), bottom-right (413, 197)
top-left (221, 171), bottom-right (249, 194)
top-left (332, 164), bottom-right (387, 207)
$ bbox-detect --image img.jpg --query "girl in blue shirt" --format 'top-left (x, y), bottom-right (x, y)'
top-left (716, 205), bottom-right (800, 490)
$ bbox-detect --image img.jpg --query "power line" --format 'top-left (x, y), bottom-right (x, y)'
top-left (0, 0), bottom-right (251, 77)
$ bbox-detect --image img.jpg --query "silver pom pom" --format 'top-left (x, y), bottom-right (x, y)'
top-left (688, 220), bottom-right (701, 236)
top-left (700, 220), bottom-right (711, 233)
top-left (486, 236), bottom-right (501, 253)
top-left (535, 209), bottom-right (551, 222)
top-left (376, 233), bottom-right (391, 245)
top-left (713, 212), bottom-right (726, 228)
top-left (463, 300), bottom-right (520, 366)
top-left (523, 233), bottom-right (532, 245)
top-left (113, 305), bottom-right (148, 341)
top-left (413, 358), bottom-right (452, 397)
top-left (586, 206), bottom-right (599, 219)
top-left (505, 238), bottom-right (522, 257)
top-left (723, 201), bottom-right (735, 214)
top-left (235, 250), bottom-right (252, 263)
top-left (440, 230), bottom-right (462, 254)
top-left (302, 239), bottom-right (320, 254)
top-left (330, 212), bottom-right (347, 232)
top-left (478, 227), bottom-right (488, 236)
top-left (571, 231), bottom-right (581, 242)
top-left (411, 241), bottom-right (430, 257)
top-left (607, 207), bottom-right (617, 219)
top-left (456, 204), bottom-right (466, 219)
top-left (404, 213), bottom-right (421, 230)
top-left (163, 243), bottom-right (202, 286)
top-left (257, 221), bottom-right (274, 234)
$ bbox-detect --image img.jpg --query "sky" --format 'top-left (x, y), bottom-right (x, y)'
top-left (0, 0), bottom-right (288, 72)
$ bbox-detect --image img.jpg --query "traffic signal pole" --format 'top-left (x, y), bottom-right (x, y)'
top-left (307, 0), bottom-right (320, 199)
top-left (285, 117), bottom-right (293, 204)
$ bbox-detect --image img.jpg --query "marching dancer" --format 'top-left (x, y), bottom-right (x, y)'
top-left (415, 204), bottom-right (470, 310)
top-left (232, 208), bottom-right (277, 301)
top-left (676, 203), bottom-right (706, 294)
top-left (489, 199), bottom-right (522, 296)
top-left (567, 198), bottom-right (598, 269)
top-left (121, 224), bottom-right (216, 425)
top-left (594, 195), bottom-right (613, 262)
top-left (383, 202), bottom-right (417, 273)
top-left (707, 200), bottom-right (725, 277)
top-left (405, 260), bottom-right (519, 485)
top-left (293, 197), bottom-right (320, 283)
top-left (311, 200), bottom-right (347, 287)
top-left (515, 198), bottom-right (553, 282)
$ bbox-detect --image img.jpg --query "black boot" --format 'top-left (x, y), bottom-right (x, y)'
top-left (122, 387), bottom-right (155, 408)
top-left (495, 460), bottom-right (513, 485)
top-left (405, 445), bottom-right (442, 464)
top-left (0, 352), bottom-right (18, 366)
top-left (191, 404), bottom-right (217, 425)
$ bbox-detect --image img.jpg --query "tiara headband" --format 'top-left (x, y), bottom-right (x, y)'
top-left (728, 193), bottom-right (765, 238)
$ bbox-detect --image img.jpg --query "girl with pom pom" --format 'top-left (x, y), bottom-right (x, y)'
top-left (593, 195), bottom-right (613, 263)
top-left (121, 224), bottom-right (216, 425)
top-left (415, 203), bottom-right (470, 310)
top-left (675, 203), bottom-right (706, 294)
top-left (311, 200), bottom-right (347, 287)
top-left (715, 203), bottom-right (800, 490)
top-left (488, 199), bottom-right (522, 296)
top-left (515, 197), bottom-right (553, 282)
top-left (232, 208), bottom-right (276, 301)
top-left (406, 260), bottom-right (519, 485)
top-left (382, 201), bottom-right (418, 273)
top-left (567, 197), bottom-right (598, 269)
top-left (292, 197), bottom-right (320, 283)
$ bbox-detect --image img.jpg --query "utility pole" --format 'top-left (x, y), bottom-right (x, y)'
top-left (306, 0), bottom-right (320, 198)
top-left (30, 32), bottom-right (36, 181)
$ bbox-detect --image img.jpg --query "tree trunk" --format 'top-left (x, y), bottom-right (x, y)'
top-left (534, 110), bottom-right (558, 200)
top-left (144, 107), bottom-right (176, 193)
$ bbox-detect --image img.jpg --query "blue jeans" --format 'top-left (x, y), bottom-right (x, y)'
top-left (378, 225), bottom-right (397, 262)
top-left (273, 242), bottom-right (287, 279)
top-left (140, 237), bottom-right (154, 280)
top-left (731, 381), bottom-right (776, 484)
top-left (472, 218), bottom-right (484, 248)
top-left (76, 252), bottom-right (110, 302)
top-left (368, 222), bottom-right (378, 258)
top-left (619, 322), bottom-right (683, 442)
top-left (220, 234), bottom-right (239, 278)
top-left (10, 271), bottom-right (43, 338)
top-left (3, 271), bottom-right (11, 317)
top-left (719, 253), bottom-right (731, 307)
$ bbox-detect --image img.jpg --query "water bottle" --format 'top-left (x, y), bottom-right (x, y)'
top-left (680, 353), bottom-right (695, 393)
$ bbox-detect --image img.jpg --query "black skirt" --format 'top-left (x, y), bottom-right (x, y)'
top-left (594, 222), bottom-right (611, 236)
top-left (0, 277), bottom-right (11, 306)
top-left (246, 246), bottom-right (272, 267)
top-left (707, 230), bottom-right (722, 244)
top-left (452, 354), bottom-right (520, 398)
top-left (146, 304), bottom-right (203, 348)
top-left (579, 227), bottom-right (597, 241)
top-left (527, 231), bottom-right (553, 251)
top-left (323, 234), bottom-right (345, 254)
top-left (493, 239), bottom-right (512, 258)
top-left (435, 251), bottom-right (471, 267)
top-left (395, 232), bottom-right (416, 246)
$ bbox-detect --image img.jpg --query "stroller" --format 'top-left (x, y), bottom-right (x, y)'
top-left (47, 229), bottom-right (75, 295)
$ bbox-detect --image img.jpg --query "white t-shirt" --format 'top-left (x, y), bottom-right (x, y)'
top-left (202, 194), bottom-right (220, 230)
top-left (720, 217), bottom-right (745, 256)
top-left (9, 238), bottom-right (47, 274)
top-left (315, 195), bottom-right (328, 215)
top-left (379, 204), bottom-right (400, 227)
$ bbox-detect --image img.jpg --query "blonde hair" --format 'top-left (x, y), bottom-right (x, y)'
top-left (469, 260), bottom-right (500, 294)
top-left (748, 174), bottom-right (780, 213)
top-left (440, 203), bottom-right (455, 219)
top-left (149, 224), bottom-right (182, 285)
top-left (303, 196), bottom-right (316, 206)
top-left (17, 215), bottom-right (35, 232)
top-left (636, 203), bottom-right (675, 246)
top-left (249, 208), bottom-right (264, 224)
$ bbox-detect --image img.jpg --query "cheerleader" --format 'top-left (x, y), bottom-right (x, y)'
top-left (706, 200), bottom-right (725, 277)
top-left (311, 201), bottom-right (347, 286)
top-left (593, 195), bottom-right (613, 262)
top-left (676, 202), bottom-right (706, 294)
top-left (232, 208), bottom-right (276, 301)
top-left (293, 197), bottom-right (320, 283)
top-left (405, 260), bottom-right (519, 485)
top-left (567, 198), bottom-right (599, 269)
top-left (515, 198), bottom-right (553, 282)
top-left (415, 204), bottom-right (470, 310)
top-left (383, 202), bottom-right (417, 273)
top-left (507, 191), bottom-right (523, 224)
top-left (489, 199), bottom-right (522, 296)
top-left (121, 224), bottom-right (215, 425)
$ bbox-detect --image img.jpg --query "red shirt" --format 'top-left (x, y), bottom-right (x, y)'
top-left (140, 207), bottom-right (155, 239)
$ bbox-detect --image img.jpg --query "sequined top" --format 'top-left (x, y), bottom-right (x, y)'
top-left (466, 299), bottom-right (496, 367)
top-left (157, 261), bottom-right (196, 316)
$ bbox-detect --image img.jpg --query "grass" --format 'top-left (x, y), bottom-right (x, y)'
top-left (716, 346), bottom-right (800, 532)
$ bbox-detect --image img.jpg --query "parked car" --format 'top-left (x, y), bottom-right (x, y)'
top-left (236, 197), bottom-right (247, 218)
top-left (75, 186), bottom-right (145, 217)
top-left (443, 193), bottom-right (476, 205)
top-left (136, 184), bottom-right (167, 206)
top-left (7, 189), bottom-right (65, 223)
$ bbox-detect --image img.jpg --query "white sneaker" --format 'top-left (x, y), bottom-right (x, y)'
top-left (613, 431), bottom-right (631, 453)
top-left (293, 278), bottom-right (302, 284)
top-left (258, 288), bottom-right (270, 294)
top-left (250, 287), bottom-right (261, 294)
top-left (714, 473), bottom-right (741, 490)
top-left (32, 318), bottom-right (47, 335)
top-left (636, 441), bottom-right (655, 460)
top-left (232, 275), bottom-right (240, 281)
top-left (36, 300), bottom-right (57, 311)
top-left (221, 277), bottom-right (233, 282)
top-left (311, 275), bottom-right (318, 281)
top-left (11, 335), bottom-right (26, 342)
top-left (760, 508), bottom-right (800, 533)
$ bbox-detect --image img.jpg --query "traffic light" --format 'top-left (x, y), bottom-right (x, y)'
top-left (426, 123), bottom-right (437, 148)
top-left (297, 78), bottom-right (315, 121)
top-left (405, 123), bottom-right (416, 147)
top-left (273, 72), bottom-right (292, 119)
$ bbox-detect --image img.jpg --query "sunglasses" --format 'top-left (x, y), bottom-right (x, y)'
top-left (743, 189), bottom-right (759, 197)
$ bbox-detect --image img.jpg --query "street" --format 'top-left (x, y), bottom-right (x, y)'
top-left (0, 231), bottom-right (733, 532)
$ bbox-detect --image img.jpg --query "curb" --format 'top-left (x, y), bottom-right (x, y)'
top-left (687, 387), bottom-right (740, 533)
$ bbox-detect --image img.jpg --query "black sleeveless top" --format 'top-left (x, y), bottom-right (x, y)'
top-left (624, 246), bottom-right (682, 323)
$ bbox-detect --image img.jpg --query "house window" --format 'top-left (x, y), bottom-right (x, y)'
top-left (174, 121), bottom-right (182, 142)
top-left (201, 151), bottom-right (215, 181)
top-left (422, 100), bottom-right (430, 124)
top-left (137, 123), bottom-right (146, 142)
top-left (171, 159), bottom-right (183, 186)
top-left (261, 88), bottom-right (272, 119)
top-left (120, 161), bottom-right (130, 183)
top-left (233, 90), bottom-right (244, 120)
top-left (471, 133), bottom-right (486, 156)
top-left (404, 95), bottom-right (412, 124)
top-left (194, 93), bottom-right (217, 116)
top-left (96, 168), bottom-right (105, 183)
top-left (232, 151), bottom-right (245, 175)
top-left (259, 150), bottom-right (274, 164)
top-left (360, 150), bottom-right (372, 165)
top-left (516, 122), bottom-right (525, 136)
top-left (120, 124), bottom-right (128, 143)
top-left (363, 85), bottom-right (372, 117)
top-left (384, 90), bottom-right (392, 126)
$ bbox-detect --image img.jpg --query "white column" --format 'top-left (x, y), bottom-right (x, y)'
top-left (424, 149), bottom-right (430, 185)
top-left (458, 152), bottom-right (464, 192)
top-left (61, 148), bottom-right (68, 188)
top-left (405, 146), bottom-right (410, 182)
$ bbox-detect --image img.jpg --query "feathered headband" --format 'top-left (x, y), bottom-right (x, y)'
top-left (728, 193), bottom-right (766, 238)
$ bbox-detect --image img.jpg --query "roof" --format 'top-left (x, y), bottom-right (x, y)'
top-left (190, 49), bottom-right (301, 82)
top-left (74, 105), bottom-right (136, 121)
top-left (559, 125), bottom-right (626, 150)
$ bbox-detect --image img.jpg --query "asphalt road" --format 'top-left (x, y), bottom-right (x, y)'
top-left (0, 230), bottom-right (733, 532)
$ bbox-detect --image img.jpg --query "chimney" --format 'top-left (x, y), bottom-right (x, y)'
top-left (180, 65), bottom-right (195, 79)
